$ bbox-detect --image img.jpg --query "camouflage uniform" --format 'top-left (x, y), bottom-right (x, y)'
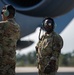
top-left (36, 31), bottom-right (63, 75)
top-left (0, 18), bottom-right (20, 75)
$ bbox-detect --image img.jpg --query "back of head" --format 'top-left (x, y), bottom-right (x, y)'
top-left (2, 4), bottom-right (15, 18)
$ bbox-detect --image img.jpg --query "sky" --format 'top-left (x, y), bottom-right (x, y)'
top-left (16, 18), bottom-right (74, 55)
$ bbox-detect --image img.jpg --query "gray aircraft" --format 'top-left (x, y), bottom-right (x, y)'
top-left (0, 0), bottom-right (74, 49)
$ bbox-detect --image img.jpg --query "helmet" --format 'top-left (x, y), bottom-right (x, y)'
top-left (42, 17), bottom-right (55, 32)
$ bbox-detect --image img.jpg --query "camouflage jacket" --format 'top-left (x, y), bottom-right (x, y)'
top-left (0, 18), bottom-right (20, 74)
top-left (0, 18), bottom-right (20, 58)
top-left (36, 31), bottom-right (63, 71)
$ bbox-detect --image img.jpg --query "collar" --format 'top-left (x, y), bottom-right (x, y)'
top-left (45, 31), bottom-right (54, 37)
top-left (8, 18), bottom-right (15, 21)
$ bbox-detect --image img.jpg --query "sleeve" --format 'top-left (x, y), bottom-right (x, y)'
top-left (12, 24), bottom-right (20, 40)
top-left (51, 34), bottom-right (63, 59)
top-left (15, 25), bottom-right (20, 40)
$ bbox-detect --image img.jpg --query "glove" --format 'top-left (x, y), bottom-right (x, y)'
top-left (43, 63), bottom-right (51, 74)
top-left (43, 59), bottom-right (56, 74)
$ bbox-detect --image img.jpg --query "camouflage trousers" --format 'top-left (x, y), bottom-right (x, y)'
top-left (37, 59), bottom-right (57, 75)
top-left (38, 71), bottom-right (56, 75)
top-left (38, 65), bottom-right (57, 75)
top-left (0, 48), bottom-right (16, 75)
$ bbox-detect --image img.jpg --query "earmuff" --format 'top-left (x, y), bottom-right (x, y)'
top-left (3, 9), bottom-right (9, 17)
top-left (2, 5), bottom-right (10, 17)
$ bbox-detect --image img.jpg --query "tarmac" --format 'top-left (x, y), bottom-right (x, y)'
top-left (15, 67), bottom-right (74, 75)
top-left (15, 67), bottom-right (74, 73)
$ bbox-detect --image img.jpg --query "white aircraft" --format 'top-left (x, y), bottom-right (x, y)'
top-left (61, 18), bottom-right (74, 54)
top-left (0, 0), bottom-right (74, 50)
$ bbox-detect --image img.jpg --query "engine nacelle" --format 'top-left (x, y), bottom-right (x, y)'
top-left (2, 0), bottom-right (74, 17)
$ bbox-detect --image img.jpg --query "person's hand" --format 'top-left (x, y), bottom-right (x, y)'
top-left (43, 59), bottom-right (56, 74)
top-left (43, 63), bottom-right (51, 74)
top-left (49, 59), bottom-right (56, 70)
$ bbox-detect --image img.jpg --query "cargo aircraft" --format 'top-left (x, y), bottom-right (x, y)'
top-left (0, 0), bottom-right (74, 49)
